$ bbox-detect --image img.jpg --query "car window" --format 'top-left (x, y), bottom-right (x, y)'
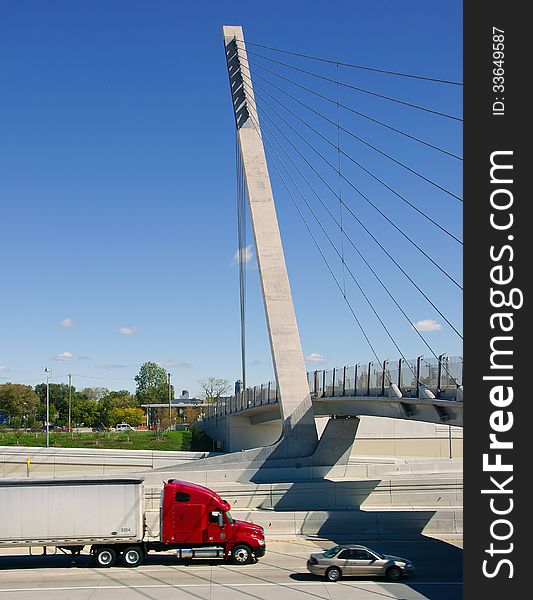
top-left (340, 549), bottom-right (374, 560)
top-left (351, 550), bottom-right (374, 560)
top-left (323, 546), bottom-right (342, 558)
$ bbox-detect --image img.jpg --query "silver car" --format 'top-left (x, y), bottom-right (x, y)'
top-left (306, 544), bottom-right (414, 582)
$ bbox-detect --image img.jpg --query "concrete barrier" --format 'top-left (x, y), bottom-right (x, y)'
top-left (0, 446), bottom-right (216, 477)
top-left (143, 506), bottom-right (462, 537)
top-left (144, 473), bottom-right (462, 512)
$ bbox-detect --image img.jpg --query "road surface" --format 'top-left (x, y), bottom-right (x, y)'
top-left (0, 536), bottom-right (462, 600)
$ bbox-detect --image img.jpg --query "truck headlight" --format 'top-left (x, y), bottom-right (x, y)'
top-left (257, 539), bottom-right (265, 545)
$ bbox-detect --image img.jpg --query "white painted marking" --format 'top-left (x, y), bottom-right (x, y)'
top-left (0, 582), bottom-right (463, 593)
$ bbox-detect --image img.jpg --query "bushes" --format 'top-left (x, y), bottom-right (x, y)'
top-left (190, 425), bottom-right (215, 451)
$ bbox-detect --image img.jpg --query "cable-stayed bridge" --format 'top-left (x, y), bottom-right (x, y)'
top-left (195, 26), bottom-right (462, 469)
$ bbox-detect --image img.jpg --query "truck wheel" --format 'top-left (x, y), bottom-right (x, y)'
top-left (122, 546), bottom-right (144, 567)
top-left (95, 547), bottom-right (117, 567)
top-left (231, 544), bottom-right (252, 565)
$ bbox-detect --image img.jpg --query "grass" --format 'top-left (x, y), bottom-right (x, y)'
top-left (0, 429), bottom-right (214, 452)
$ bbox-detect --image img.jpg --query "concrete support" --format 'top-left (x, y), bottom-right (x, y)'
top-left (223, 25), bottom-right (318, 459)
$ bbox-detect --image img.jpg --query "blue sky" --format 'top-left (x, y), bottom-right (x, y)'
top-left (0, 1), bottom-right (462, 395)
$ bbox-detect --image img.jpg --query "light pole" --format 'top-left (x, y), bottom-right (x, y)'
top-left (167, 372), bottom-right (172, 424)
top-left (44, 367), bottom-right (51, 448)
top-left (448, 425), bottom-right (453, 459)
top-left (68, 373), bottom-right (72, 434)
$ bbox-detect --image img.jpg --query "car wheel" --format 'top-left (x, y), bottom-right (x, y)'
top-left (386, 566), bottom-right (402, 581)
top-left (231, 544), bottom-right (252, 565)
top-left (325, 566), bottom-right (342, 582)
top-left (122, 546), bottom-right (144, 567)
top-left (95, 547), bottom-right (117, 568)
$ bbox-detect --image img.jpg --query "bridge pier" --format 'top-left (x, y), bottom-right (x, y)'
top-left (222, 25), bottom-right (319, 460)
top-left (180, 416), bottom-right (360, 481)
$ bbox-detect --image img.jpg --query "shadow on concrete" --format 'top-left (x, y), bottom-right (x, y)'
top-left (254, 478), bottom-right (381, 511)
top-left (0, 553), bottom-right (93, 569)
top-left (168, 416), bottom-right (361, 485)
top-left (289, 533), bottom-right (463, 600)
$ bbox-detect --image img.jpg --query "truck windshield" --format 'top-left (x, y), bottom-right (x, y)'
top-left (225, 511), bottom-right (234, 524)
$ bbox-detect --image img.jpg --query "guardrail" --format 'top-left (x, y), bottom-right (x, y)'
top-left (204, 355), bottom-right (463, 420)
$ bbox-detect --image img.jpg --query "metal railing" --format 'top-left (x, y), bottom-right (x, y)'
top-left (203, 355), bottom-right (463, 421)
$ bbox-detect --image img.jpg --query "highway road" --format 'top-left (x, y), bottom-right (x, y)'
top-left (0, 537), bottom-right (462, 600)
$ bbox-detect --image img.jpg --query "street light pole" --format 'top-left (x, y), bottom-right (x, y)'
top-left (68, 373), bottom-right (72, 434)
top-left (44, 367), bottom-right (51, 448)
top-left (168, 372), bottom-right (172, 422)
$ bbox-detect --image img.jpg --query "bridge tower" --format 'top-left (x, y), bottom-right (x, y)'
top-left (223, 25), bottom-right (319, 458)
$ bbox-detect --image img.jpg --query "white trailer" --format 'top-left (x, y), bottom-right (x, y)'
top-left (0, 476), bottom-right (266, 568)
top-left (0, 476), bottom-right (144, 565)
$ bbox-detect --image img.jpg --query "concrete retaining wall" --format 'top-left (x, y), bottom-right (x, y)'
top-left (144, 506), bottom-right (462, 538)
top-left (0, 446), bottom-right (215, 477)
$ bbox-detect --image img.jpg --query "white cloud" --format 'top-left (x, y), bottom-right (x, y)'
top-left (233, 245), bottom-right (254, 265)
top-left (413, 319), bottom-right (443, 332)
top-left (158, 360), bottom-right (192, 369)
top-left (305, 353), bottom-right (327, 363)
top-left (60, 318), bottom-right (76, 329)
top-left (118, 326), bottom-right (138, 335)
top-left (51, 352), bottom-right (88, 361)
top-left (95, 363), bottom-right (127, 370)
top-left (0, 365), bottom-right (9, 372)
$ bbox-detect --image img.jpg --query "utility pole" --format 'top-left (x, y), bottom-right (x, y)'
top-left (168, 372), bottom-right (172, 423)
top-left (44, 367), bottom-right (51, 448)
top-left (68, 373), bottom-right (72, 433)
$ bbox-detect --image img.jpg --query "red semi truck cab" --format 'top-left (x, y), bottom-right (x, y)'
top-left (161, 480), bottom-right (266, 563)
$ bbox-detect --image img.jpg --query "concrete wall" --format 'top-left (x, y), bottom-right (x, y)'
top-left (145, 506), bottom-right (462, 538)
top-left (228, 415), bottom-right (281, 451)
top-left (352, 417), bottom-right (463, 458)
top-left (0, 447), bottom-right (213, 477)
top-left (201, 414), bottom-right (463, 458)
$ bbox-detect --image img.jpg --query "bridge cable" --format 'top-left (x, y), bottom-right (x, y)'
top-left (246, 70), bottom-right (463, 205)
top-left (255, 123), bottom-right (458, 384)
top-left (250, 127), bottom-right (383, 369)
top-left (235, 43), bottom-right (462, 121)
top-left (261, 129), bottom-right (462, 373)
top-left (253, 92), bottom-right (463, 291)
top-left (240, 74), bottom-right (462, 246)
top-left (238, 39), bottom-right (463, 86)
top-left (255, 110), bottom-right (463, 339)
top-left (336, 60), bottom-right (347, 299)
top-left (247, 60), bottom-right (462, 160)
top-left (240, 78), bottom-right (463, 289)
top-left (252, 119), bottom-right (421, 384)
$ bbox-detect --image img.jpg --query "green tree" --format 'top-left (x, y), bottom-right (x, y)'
top-left (71, 395), bottom-right (99, 427)
top-left (108, 407), bottom-right (145, 427)
top-left (135, 362), bottom-right (171, 405)
top-left (98, 390), bottom-right (138, 427)
top-left (34, 383), bottom-right (72, 425)
top-left (0, 383), bottom-right (40, 428)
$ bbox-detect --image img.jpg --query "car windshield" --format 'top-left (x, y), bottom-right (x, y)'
top-left (225, 511), bottom-right (234, 524)
top-left (323, 546), bottom-right (342, 558)
top-left (370, 550), bottom-right (384, 559)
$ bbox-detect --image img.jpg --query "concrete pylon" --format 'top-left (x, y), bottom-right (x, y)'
top-left (223, 25), bottom-right (318, 459)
